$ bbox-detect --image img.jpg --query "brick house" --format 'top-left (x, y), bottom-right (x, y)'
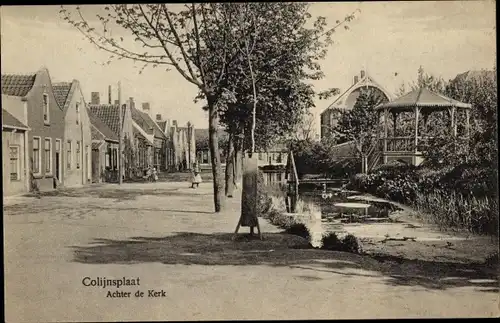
top-left (2, 109), bottom-right (30, 195)
top-left (130, 100), bottom-right (168, 172)
top-left (88, 96), bottom-right (135, 181)
top-left (129, 98), bottom-right (167, 171)
top-left (87, 107), bottom-right (119, 183)
top-left (1, 68), bottom-right (66, 191)
top-left (53, 80), bottom-right (92, 187)
top-left (157, 119), bottom-right (196, 172)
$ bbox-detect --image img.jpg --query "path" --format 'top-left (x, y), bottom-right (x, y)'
top-left (3, 182), bottom-right (499, 321)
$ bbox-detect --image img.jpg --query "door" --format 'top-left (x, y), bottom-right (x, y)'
top-left (55, 139), bottom-right (61, 183)
top-left (55, 152), bottom-right (60, 180)
top-left (92, 149), bottom-right (100, 183)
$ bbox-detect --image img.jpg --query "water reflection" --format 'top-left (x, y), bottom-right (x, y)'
top-left (291, 186), bottom-right (399, 248)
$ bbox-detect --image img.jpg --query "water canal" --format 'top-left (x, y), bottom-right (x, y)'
top-left (292, 184), bottom-right (402, 247)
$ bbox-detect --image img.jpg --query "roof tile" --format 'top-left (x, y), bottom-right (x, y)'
top-left (1, 74), bottom-right (37, 97)
top-left (52, 82), bottom-right (72, 109)
top-left (87, 107), bottom-right (119, 142)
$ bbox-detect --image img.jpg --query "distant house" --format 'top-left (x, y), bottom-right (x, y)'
top-left (53, 80), bottom-right (92, 187)
top-left (1, 68), bottom-right (66, 191)
top-left (157, 118), bottom-right (196, 172)
top-left (87, 107), bottom-right (119, 183)
top-left (195, 128), bottom-right (229, 171)
top-left (320, 70), bottom-right (392, 140)
top-left (88, 99), bottom-right (134, 181)
top-left (194, 128), bottom-right (289, 175)
top-left (2, 109), bottom-right (30, 195)
top-left (130, 101), bottom-right (168, 171)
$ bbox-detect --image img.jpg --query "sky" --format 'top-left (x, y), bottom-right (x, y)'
top-left (1, 2), bottom-right (496, 133)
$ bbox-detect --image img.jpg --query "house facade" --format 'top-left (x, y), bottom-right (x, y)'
top-left (1, 68), bottom-right (66, 191)
top-left (89, 100), bottom-right (134, 181)
top-left (130, 101), bottom-right (168, 172)
top-left (2, 109), bottom-right (30, 196)
top-left (53, 80), bottom-right (92, 187)
top-left (320, 70), bottom-right (392, 140)
top-left (87, 107), bottom-right (120, 183)
top-left (157, 118), bottom-right (196, 172)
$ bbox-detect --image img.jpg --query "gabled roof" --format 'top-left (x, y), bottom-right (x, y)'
top-left (88, 104), bottom-right (125, 137)
top-left (91, 124), bottom-right (105, 141)
top-left (2, 109), bottom-right (29, 130)
top-left (87, 107), bottom-right (119, 142)
top-left (52, 82), bottom-right (73, 109)
top-left (376, 87), bottom-right (472, 111)
top-left (131, 107), bottom-right (167, 140)
top-left (156, 120), bottom-right (167, 132)
top-left (1, 74), bottom-right (37, 97)
top-left (321, 72), bottom-right (392, 115)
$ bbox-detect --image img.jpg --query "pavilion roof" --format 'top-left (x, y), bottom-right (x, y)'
top-left (376, 88), bottom-right (471, 111)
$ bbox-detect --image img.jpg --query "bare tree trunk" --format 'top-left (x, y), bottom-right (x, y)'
top-left (233, 131), bottom-right (243, 188)
top-left (248, 55), bottom-right (257, 155)
top-left (225, 132), bottom-right (235, 197)
top-left (208, 99), bottom-right (224, 212)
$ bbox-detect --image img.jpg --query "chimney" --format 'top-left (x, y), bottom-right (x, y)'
top-left (353, 75), bottom-right (359, 84)
top-left (142, 102), bottom-right (150, 116)
top-left (108, 85), bottom-right (112, 104)
top-left (172, 120), bottom-right (178, 128)
top-left (129, 97), bottom-right (135, 110)
top-left (91, 92), bottom-right (100, 105)
top-left (156, 114), bottom-right (162, 121)
top-left (360, 70), bottom-right (366, 79)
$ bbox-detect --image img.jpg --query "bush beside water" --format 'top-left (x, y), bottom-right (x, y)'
top-left (347, 161), bottom-right (498, 236)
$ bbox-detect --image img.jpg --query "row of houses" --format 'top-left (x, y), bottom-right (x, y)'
top-left (1, 67), bottom-right (197, 196)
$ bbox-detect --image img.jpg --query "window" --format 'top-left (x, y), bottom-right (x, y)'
top-left (33, 137), bottom-right (41, 175)
top-left (277, 153), bottom-right (282, 163)
top-left (10, 146), bottom-right (20, 181)
top-left (76, 102), bottom-right (80, 125)
top-left (67, 140), bottom-right (72, 169)
top-left (113, 148), bottom-right (117, 170)
top-left (43, 93), bottom-right (50, 123)
top-left (105, 146), bottom-right (111, 168)
top-left (277, 173), bottom-right (282, 183)
top-left (45, 138), bottom-right (52, 174)
top-left (76, 141), bottom-right (81, 169)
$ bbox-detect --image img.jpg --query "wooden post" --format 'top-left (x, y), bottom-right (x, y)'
top-left (233, 154), bottom-right (262, 240)
top-left (449, 107), bottom-right (456, 137)
top-left (414, 106), bottom-right (419, 153)
top-left (118, 81), bottom-right (123, 185)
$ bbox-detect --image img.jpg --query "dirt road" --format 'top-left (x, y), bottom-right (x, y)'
top-left (3, 182), bottom-right (498, 321)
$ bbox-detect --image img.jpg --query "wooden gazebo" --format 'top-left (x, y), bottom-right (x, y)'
top-left (375, 88), bottom-right (472, 166)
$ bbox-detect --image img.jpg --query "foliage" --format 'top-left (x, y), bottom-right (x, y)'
top-left (412, 190), bottom-right (498, 236)
top-left (216, 3), bottom-right (358, 152)
top-left (332, 87), bottom-right (388, 157)
top-left (285, 223), bottom-right (311, 240)
top-left (321, 232), bottom-right (360, 253)
top-left (290, 139), bottom-right (360, 178)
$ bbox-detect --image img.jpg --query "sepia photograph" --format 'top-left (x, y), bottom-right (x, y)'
top-left (1, 1), bottom-right (498, 321)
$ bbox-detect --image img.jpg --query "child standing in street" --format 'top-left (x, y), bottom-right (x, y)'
top-left (191, 163), bottom-right (202, 188)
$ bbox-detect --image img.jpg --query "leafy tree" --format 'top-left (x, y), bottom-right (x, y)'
top-left (332, 87), bottom-right (388, 172)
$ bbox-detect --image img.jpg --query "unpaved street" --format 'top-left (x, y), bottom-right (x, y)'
top-left (4, 182), bottom-right (499, 321)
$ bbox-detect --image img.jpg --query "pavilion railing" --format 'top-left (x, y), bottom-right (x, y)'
top-left (382, 137), bottom-right (415, 152)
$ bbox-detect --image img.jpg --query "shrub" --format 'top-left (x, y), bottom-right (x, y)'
top-left (321, 232), bottom-right (344, 251)
top-left (285, 223), bottom-right (310, 240)
top-left (341, 234), bottom-right (361, 254)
